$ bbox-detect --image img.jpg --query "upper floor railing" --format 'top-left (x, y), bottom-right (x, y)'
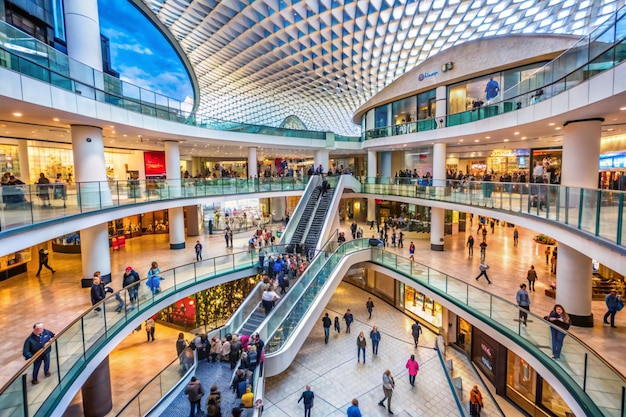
top-left (0, 245), bottom-right (267, 417)
top-left (363, 5), bottom-right (626, 140)
top-left (0, 21), bottom-right (359, 142)
top-left (0, 176), bottom-right (308, 232)
top-left (263, 239), bottom-right (623, 417)
top-left (361, 177), bottom-right (626, 248)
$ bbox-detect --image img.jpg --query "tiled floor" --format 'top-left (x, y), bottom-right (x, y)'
top-left (1, 216), bottom-right (624, 415)
top-left (262, 281), bottom-right (513, 417)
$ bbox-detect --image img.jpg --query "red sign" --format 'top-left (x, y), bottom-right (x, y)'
top-left (144, 151), bottom-right (166, 176)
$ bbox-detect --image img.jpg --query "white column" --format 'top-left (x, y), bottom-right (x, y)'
top-left (272, 197), bottom-right (286, 222)
top-left (367, 149), bottom-right (377, 223)
top-left (71, 125), bottom-right (112, 285)
top-left (367, 150), bottom-right (377, 180)
top-left (380, 152), bottom-right (392, 179)
top-left (17, 140), bottom-right (30, 182)
top-left (80, 224), bottom-right (111, 284)
top-left (165, 140), bottom-right (185, 249)
top-left (431, 143), bottom-right (446, 251)
top-left (71, 125), bottom-right (111, 207)
top-left (314, 149), bottom-right (329, 173)
top-left (435, 86), bottom-right (447, 128)
top-left (555, 118), bottom-right (602, 327)
top-left (555, 243), bottom-right (593, 326)
top-left (248, 147), bottom-right (258, 178)
top-left (64, 0), bottom-right (103, 71)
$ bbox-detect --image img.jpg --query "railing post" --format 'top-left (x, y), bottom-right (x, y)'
top-left (595, 190), bottom-right (601, 236)
top-left (583, 353), bottom-right (588, 391)
top-left (618, 193), bottom-right (624, 246)
top-left (99, 181), bottom-right (102, 209)
top-left (578, 189), bottom-right (584, 229)
top-left (565, 187), bottom-right (570, 225)
top-left (116, 180), bottom-right (120, 205)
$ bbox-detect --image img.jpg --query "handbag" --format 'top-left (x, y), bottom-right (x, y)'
top-left (617, 297), bottom-right (624, 311)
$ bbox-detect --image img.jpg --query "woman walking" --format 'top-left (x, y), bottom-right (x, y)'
top-left (547, 304), bottom-right (570, 359)
top-left (405, 354), bottom-right (420, 386)
top-left (356, 331), bottom-right (367, 363)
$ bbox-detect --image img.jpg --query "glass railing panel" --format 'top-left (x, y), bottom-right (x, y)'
top-left (428, 269), bottom-right (446, 293)
top-left (580, 189), bottom-right (599, 235)
top-left (0, 376), bottom-right (25, 417)
top-left (172, 263), bottom-right (198, 289)
top-left (54, 319), bottom-right (86, 383)
top-left (446, 276), bottom-right (468, 304)
top-left (467, 285), bottom-right (491, 316)
top-left (489, 297), bottom-right (520, 333)
top-left (598, 190), bottom-right (620, 242)
top-left (584, 352), bottom-right (623, 417)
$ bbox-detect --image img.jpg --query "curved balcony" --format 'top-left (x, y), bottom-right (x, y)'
top-left (259, 239), bottom-right (625, 417)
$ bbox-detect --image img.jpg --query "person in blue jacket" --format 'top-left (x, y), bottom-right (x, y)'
top-left (603, 289), bottom-right (622, 328)
top-left (23, 322), bottom-right (55, 384)
top-left (370, 326), bottom-right (381, 355)
top-left (347, 398), bottom-right (362, 417)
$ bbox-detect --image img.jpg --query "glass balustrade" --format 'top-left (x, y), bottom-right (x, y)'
top-left (117, 349), bottom-right (195, 417)
top-left (360, 178), bottom-right (626, 247)
top-left (0, 245), bottom-right (281, 417)
top-left (363, 6), bottom-right (626, 140)
top-left (263, 241), bottom-right (625, 417)
top-left (0, 21), bottom-right (359, 142)
top-left (0, 177), bottom-right (308, 232)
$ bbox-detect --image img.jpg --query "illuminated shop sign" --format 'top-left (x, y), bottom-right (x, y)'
top-left (599, 155), bottom-right (626, 169)
top-left (418, 71), bottom-right (438, 81)
top-left (489, 149), bottom-right (530, 157)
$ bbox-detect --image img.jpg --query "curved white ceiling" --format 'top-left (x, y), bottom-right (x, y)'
top-left (140, 0), bottom-right (624, 136)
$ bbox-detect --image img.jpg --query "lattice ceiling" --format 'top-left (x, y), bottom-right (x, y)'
top-left (141, 0), bottom-right (624, 136)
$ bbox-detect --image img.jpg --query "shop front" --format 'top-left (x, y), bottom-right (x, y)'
top-left (457, 320), bottom-right (575, 416)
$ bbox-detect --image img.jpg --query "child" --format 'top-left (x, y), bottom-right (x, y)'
top-left (334, 316), bottom-right (341, 333)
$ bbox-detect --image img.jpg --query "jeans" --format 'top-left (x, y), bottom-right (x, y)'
top-left (604, 310), bottom-right (617, 326)
top-left (32, 351), bottom-right (51, 381)
top-left (408, 374), bottom-right (416, 386)
top-left (475, 270), bottom-right (491, 283)
top-left (324, 327), bottom-right (330, 344)
top-left (147, 328), bottom-right (155, 342)
top-left (357, 346), bottom-right (366, 362)
top-left (527, 280), bottom-right (535, 292)
top-left (372, 340), bottom-right (379, 355)
top-left (189, 399), bottom-right (201, 417)
top-left (550, 327), bottom-right (566, 358)
top-left (519, 305), bottom-right (529, 324)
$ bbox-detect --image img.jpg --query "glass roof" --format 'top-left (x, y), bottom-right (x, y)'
top-left (141, 0), bottom-right (624, 136)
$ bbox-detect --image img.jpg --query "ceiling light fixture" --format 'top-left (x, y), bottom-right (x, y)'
top-left (12, 112), bottom-right (22, 117)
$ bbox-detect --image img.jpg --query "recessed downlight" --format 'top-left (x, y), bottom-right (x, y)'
top-left (12, 112), bottom-right (22, 117)
top-left (548, 123), bottom-right (555, 126)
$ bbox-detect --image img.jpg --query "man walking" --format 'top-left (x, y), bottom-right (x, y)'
top-left (475, 262), bottom-right (491, 284)
top-left (513, 228), bottom-right (519, 247)
top-left (366, 297), bottom-right (375, 319)
top-left (184, 376), bottom-right (204, 417)
top-left (36, 248), bottom-right (55, 276)
top-left (194, 240), bottom-right (203, 261)
top-left (398, 231), bottom-right (404, 248)
top-left (297, 385), bottom-right (315, 417)
top-left (347, 399), bottom-right (362, 417)
top-left (378, 369), bottom-right (395, 414)
top-left (350, 221), bottom-right (358, 239)
top-left (343, 309), bottom-right (354, 333)
top-left (516, 284), bottom-right (531, 326)
top-left (604, 289), bottom-right (622, 328)
top-left (122, 266), bottom-right (140, 308)
top-left (479, 241), bottom-right (487, 261)
top-left (321, 313), bottom-right (331, 344)
top-left (411, 321), bottom-right (422, 347)
top-left (23, 322), bottom-right (55, 384)
top-left (370, 326), bottom-right (381, 355)
top-left (466, 235), bottom-right (474, 257)
top-left (527, 265), bottom-right (538, 292)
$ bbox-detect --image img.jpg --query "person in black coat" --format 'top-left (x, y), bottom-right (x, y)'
top-left (23, 322), bottom-right (55, 384)
top-left (90, 273), bottom-right (107, 312)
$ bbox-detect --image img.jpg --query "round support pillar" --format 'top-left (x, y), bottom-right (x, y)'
top-left (80, 223), bottom-right (111, 286)
top-left (314, 150), bottom-right (329, 174)
top-left (555, 243), bottom-right (593, 327)
top-left (556, 119), bottom-right (602, 327)
top-left (271, 197), bottom-right (286, 222)
top-left (430, 208), bottom-right (445, 251)
top-left (248, 147), bottom-right (258, 178)
top-left (64, 0), bottom-right (103, 71)
top-left (82, 356), bottom-right (112, 417)
top-left (164, 141), bottom-right (184, 249)
top-left (18, 141), bottom-right (30, 182)
top-left (367, 150), bottom-right (377, 182)
top-left (435, 86), bottom-right (447, 128)
top-left (380, 152), bottom-right (391, 179)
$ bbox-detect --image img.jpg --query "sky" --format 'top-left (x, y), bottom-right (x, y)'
top-left (98, 0), bottom-right (194, 104)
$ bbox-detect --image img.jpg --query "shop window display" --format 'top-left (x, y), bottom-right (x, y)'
top-left (403, 285), bottom-right (442, 329)
top-left (541, 379), bottom-right (574, 417)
